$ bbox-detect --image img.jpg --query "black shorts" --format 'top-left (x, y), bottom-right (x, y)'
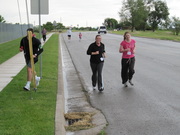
top-left (68, 35), bottom-right (71, 37)
top-left (25, 58), bottom-right (38, 68)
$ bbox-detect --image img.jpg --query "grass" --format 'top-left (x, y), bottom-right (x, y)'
top-left (0, 32), bottom-right (40, 64)
top-left (97, 130), bottom-right (107, 135)
top-left (64, 112), bottom-right (95, 131)
top-left (111, 30), bottom-right (180, 42)
top-left (0, 34), bottom-right (59, 135)
top-left (0, 38), bottom-right (21, 64)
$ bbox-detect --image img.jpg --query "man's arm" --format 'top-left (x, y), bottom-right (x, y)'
top-left (19, 38), bottom-right (25, 52)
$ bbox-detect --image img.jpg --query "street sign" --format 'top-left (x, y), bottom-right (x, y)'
top-left (31, 0), bottom-right (49, 14)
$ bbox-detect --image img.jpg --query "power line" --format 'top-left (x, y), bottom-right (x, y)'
top-left (25, 0), bottom-right (30, 28)
top-left (17, 0), bottom-right (23, 36)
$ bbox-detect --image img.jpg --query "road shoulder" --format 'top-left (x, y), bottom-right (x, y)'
top-left (58, 34), bottom-right (107, 135)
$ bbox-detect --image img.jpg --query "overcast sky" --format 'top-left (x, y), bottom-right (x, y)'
top-left (1, 0), bottom-right (180, 28)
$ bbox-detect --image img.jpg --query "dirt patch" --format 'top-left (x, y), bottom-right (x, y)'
top-left (64, 112), bottom-right (95, 131)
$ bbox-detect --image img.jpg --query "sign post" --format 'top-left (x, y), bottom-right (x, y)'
top-left (31, 0), bottom-right (49, 78)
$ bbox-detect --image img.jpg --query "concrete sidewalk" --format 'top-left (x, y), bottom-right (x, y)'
top-left (0, 53), bottom-right (25, 92)
top-left (0, 33), bottom-right (53, 92)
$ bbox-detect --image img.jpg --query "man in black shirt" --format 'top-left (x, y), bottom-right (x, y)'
top-left (87, 35), bottom-right (106, 91)
top-left (19, 28), bottom-right (41, 91)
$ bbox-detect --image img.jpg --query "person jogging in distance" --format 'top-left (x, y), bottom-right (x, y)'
top-left (41, 28), bottom-right (47, 42)
top-left (119, 32), bottom-right (136, 87)
top-left (19, 28), bottom-right (41, 91)
top-left (67, 28), bottom-right (72, 40)
top-left (87, 35), bottom-right (106, 91)
top-left (79, 32), bottom-right (82, 41)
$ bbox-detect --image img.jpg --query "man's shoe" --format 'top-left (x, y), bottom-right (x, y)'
top-left (129, 80), bottom-right (134, 86)
top-left (24, 84), bottom-right (30, 91)
top-left (93, 86), bottom-right (96, 90)
top-left (36, 77), bottom-right (41, 86)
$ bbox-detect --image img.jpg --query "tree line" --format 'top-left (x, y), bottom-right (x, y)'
top-left (0, 16), bottom-right (97, 33)
top-left (104, 0), bottom-right (180, 35)
top-left (1, 0), bottom-right (180, 35)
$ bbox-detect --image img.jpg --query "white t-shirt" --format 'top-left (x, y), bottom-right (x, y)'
top-left (67, 30), bottom-right (72, 35)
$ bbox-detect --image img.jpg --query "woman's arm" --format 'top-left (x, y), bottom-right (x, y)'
top-left (119, 45), bottom-right (130, 53)
top-left (87, 44), bottom-right (99, 55)
top-left (102, 52), bottom-right (106, 58)
top-left (132, 44), bottom-right (136, 54)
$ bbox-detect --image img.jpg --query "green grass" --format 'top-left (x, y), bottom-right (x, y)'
top-left (111, 30), bottom-right (180, 42)
top-left (97, 130), bottom-right (107, 135)
top-left (0, 38), bottom-right (21, 64)
top-left (0, 34), bottom-right (59, 135)
top-left (0, 32), bottom-right (40, 64)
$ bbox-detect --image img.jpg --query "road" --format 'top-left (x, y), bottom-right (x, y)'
top-left (61, 32), bottom-right (180, 135)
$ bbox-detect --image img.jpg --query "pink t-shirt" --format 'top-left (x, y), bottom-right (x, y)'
top-left (120, 39), bottom-right (135, 58)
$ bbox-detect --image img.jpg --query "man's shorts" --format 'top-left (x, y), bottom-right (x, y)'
top-left (26, 58), bottom-right (38, 68)
top-left (68, 35), bottom-right (71, 37)
top-left (26, 60), bottom-right (32, 68)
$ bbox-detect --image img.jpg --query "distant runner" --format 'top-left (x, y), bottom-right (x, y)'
top-left (67, 28), bottom-right (72, 40)
top-left (79, 32), bottom-right (82, 41)
top-left (41, 28), bottom-right (47, 42)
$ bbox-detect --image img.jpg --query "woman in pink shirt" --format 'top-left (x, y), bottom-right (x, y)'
top-left (119, 32), bottom-right (136, 87)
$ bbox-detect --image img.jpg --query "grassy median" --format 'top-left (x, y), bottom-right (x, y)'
top-left (111, 30), bottom-right (180, 42)
top-left (0, 34), bottom-right (59, 135)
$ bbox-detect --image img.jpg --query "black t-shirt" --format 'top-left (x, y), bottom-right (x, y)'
top-left (20, 36), bottom-right (41, 61)
top-left (87, 42), bottom-right (105, 64)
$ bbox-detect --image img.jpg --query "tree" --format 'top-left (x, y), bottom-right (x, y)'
top-left (42, 22), bottom-right (54, 31)
top-left (119, 0), bottom-right (131, 29)
top-left (135, 0), bottom-right (153, 31)
top-left (171, 16), bottom-right (180, 35)
top-left (148, 0), bottom-right (169, 32)
top-left (119, 21), bottom-right (131, 30)
top-left (160, 17), bottom-right (171, 29)
top-left (0, 15), bottom-right (6, 23)
top-left (104, 18), bottom-right (118, 29)
top-left (121, 0), bottom-right (139, 31)
top-left (55, 23), bottom-right (65, 30)
top-left (42, 21), bottom-right (65, 31)
top-left (119, 0), bottom-right (153, 31)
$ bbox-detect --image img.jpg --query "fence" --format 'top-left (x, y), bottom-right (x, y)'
top-left (0, 23), bottom-right (32, 44)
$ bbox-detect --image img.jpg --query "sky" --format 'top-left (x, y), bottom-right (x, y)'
top-left (1, 0), bottom-right (180, 28)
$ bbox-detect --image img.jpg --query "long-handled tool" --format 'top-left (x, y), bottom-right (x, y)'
top-left (28, 31), bottom-right (37, 92)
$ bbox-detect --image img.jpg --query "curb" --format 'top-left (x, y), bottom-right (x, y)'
top-left (55, 34), bottom-right (66, 135)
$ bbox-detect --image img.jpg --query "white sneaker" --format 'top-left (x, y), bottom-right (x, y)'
top-left (93, 86), bottom-right (96, 90)
top-left (24, 84), bottom-right (30, 91)
top-left (129, 80), bottom-right (134, 86)
top-left (36, 77), bottom-right (41, 86)
top-left (99, 87), bottom-right (104, 92)
top-left (124, 82), bottom-right (128, 87)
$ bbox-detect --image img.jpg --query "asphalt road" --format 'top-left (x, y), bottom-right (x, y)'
top-left (61, 32), bottom-right (180, 135)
